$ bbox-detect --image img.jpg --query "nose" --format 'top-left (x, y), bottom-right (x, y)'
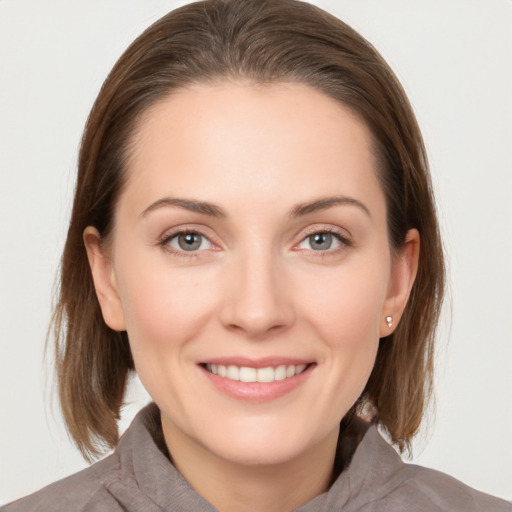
top-left (219, 249), bottom-right (296, 339)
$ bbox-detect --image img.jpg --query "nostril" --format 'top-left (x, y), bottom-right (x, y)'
top-left (225, 320), bottom-right (289, 339)
top-left (218, 271), bottom-right (296, 337)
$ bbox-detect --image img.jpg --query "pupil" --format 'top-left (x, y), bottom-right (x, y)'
top-left (311, 233), bottom-right (332, 250)
top-left (178, 233), bottom-right (201, 251)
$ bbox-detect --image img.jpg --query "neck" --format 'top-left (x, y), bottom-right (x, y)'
top-left (162, 419), bottom-right (339, 512)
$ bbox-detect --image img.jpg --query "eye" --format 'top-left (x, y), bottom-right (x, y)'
top-left (167, 231), bottom-right (212, 252)
top-left (297, 231), bottom-right (348, 251)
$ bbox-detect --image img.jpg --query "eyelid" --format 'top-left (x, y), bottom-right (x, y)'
top-left (293, 225), bottom-right (353, 252)
top-left (169, 232), bottom-right (212, 252)
top-left (156, 223), bottom-right (352, 257)
top-left (157, 225), bottom-right (220, 256)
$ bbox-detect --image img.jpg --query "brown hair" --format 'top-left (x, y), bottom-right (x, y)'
top-left (52, 0), bottom-right (445, 460)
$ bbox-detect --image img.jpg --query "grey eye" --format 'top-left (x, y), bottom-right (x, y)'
top-left (180, 233), bottom-right (201, 251)
top-left (297, 231), bottom-right (344, 251)
top-left (170, 232), bottom-right (209, 251)
top-left (308, 232), bottom-right (334, 250)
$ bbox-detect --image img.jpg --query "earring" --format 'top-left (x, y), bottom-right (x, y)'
top-left (385, 316), bottom-right (393, 328)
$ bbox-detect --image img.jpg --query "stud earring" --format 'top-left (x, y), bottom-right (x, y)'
top-left (385, 316), bottom-right (393, 328)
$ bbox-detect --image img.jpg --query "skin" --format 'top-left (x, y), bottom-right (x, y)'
top-left (85, 82), bottom-right (419, 512)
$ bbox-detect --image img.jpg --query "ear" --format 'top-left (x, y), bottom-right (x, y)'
top-left (83, 226), bottom-right (126, 331)
top-left (380, 229), bottom-right (420, 337)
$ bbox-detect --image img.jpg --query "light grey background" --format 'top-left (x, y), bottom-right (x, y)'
top-left (1, 0), bottom-right (511, 504)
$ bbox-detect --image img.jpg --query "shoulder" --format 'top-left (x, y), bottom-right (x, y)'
top-left (1, 404), bottom-right (170, 512)
top-left (1, 454), bottom-right (123, 512)
top-left (341, 426), bottom-right (511, 512)
top-left (388, 462), bottom-right (511, 511)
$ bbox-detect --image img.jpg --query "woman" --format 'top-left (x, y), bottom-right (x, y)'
top-left (2, 0), bottom-right (510, 510)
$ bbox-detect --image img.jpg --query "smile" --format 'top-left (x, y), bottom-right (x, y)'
top-left (205, 363), bottom-right (308, 383)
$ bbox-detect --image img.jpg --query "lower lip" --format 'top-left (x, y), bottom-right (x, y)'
top-left (200, 364), bottom-right (315, 403)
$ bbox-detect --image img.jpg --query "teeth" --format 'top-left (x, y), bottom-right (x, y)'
top-left (226, 365), bottom-right (239, 380)
top-left (239, 367), bottom-right (257, 383)
top-left (205, 363), bottom-right (308, 382)
top-left (295, 364), bottom-right (307, 374)
top-left (275, 365), bottom-right (287, 381)
top-left (257, 366), bottom-right (274, 383)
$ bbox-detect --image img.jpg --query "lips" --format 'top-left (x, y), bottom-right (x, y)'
top-left (199, 358), bottom-right (314, 402)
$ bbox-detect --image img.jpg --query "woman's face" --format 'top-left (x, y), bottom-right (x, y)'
top-left (86, 82), bottom-right (417, 468)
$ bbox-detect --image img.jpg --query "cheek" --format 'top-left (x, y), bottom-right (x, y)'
top-left (114, 257), bottom-right (218, 356)
top-left (294, 260), bottom-right (388, 398)
top-left (296, 260), bottom-right (389, 341)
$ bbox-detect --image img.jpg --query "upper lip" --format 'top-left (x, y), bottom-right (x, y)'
top-left (199, 356), bottom-right (313, 368)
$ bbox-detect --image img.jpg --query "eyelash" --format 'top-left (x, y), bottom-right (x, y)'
top-left (158, 228), bottom-right (216, 259)
top-left (158, 226), bottom-right (353, 259)
top-left (295, 227), bottom-right (353, 257)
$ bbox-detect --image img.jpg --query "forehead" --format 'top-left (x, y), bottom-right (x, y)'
top-left (120, 81), bottom-right (384, 220)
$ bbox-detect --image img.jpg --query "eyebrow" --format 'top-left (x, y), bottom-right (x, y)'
top-left (289, 196), bottom-right (371, 218)
top-left (140, 197), bottom-right (226, 218)
top-left (140, 195), bottom-right (370, 219)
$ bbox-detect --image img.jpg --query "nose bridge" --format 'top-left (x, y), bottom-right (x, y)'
top-left (220, 240), bottom-right (294, 337)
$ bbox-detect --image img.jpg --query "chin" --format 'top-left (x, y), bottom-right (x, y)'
top-left (209, 438), bottom-right (309, 467)
top-left (197, 416), bottom-right (335, 467)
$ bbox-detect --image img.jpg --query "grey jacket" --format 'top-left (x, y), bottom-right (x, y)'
top-left (3, 404), bottom-right (510, 511)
